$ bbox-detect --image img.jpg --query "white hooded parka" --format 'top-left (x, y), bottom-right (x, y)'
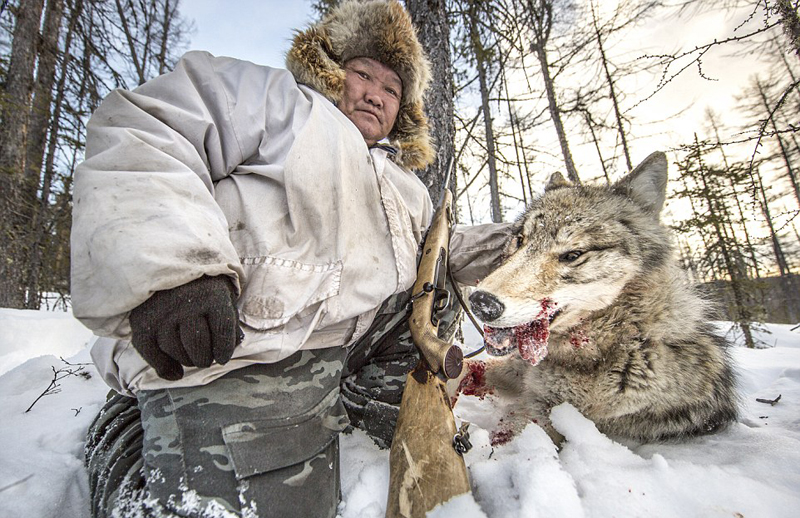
top-left (71, 51), bottom-right (508, 395)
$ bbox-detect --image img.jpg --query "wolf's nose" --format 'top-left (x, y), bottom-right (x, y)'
top-left (469, 290), bottom-right (505, 322)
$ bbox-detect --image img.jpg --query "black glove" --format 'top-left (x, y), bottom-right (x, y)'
top-left (129, 275), bottom-right (244, 381)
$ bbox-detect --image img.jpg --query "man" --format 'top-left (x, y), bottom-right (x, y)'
top-left (74, 1), bottom-right (508, 517)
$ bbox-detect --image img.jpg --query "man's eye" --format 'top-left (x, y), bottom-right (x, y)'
top-left (559, 250), bottom-right (583, 263)
top-left (386, 87), bottom-right (399, 98)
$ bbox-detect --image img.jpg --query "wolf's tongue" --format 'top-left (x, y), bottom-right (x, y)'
top-left (483, 299), bottom-right (557, 366)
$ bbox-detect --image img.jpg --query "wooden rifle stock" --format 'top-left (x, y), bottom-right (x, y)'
top-left (385, 182), bottom-right (471, 518)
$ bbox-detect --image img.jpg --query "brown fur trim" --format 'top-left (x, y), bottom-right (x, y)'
top-left (285, 27), bottom-right (345, 105)
top-left (393, 102), bottom-right (435, 171)
top-left (285, 0), bottom-right (434, 170)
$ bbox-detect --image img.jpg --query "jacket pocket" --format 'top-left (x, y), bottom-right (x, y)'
top-left (238, 256), bottom-right (342, 330)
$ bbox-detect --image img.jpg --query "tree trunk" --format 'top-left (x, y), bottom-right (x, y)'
top-left (157, 0), bottom-right (175, 74)
top-left (27, 0), bottom-right (81, 308)
top-left (406, 0), bottom-right (455, 207)
top-left (503, 69), bottom-right (528, 206)
top-left (693, 137), bottom-right (755, 348)
top-left (467, 1), bottom-right (502, 222)
top-left (25, 0), bottom-right (64, 204)
top-left (707, 111), bottom-right (762, 279)
top-left (114, 0), bottom-right (146, 85)
top-left (590, 0), bottom-right (632, 171)
top-left (527, 0), bottom-right (580, 183)
top-left (583, 110), bottom-right (611, 184)
top-left (756, 79), bottom-right (800, 209)
top-left (23, 0), bottom-right (65, 308)
top-left (0, 0), bottom-right (46, 308)
top-left (755, 169), bottom-right (800, 321)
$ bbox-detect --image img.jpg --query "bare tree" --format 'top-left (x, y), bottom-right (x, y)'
top-left (522, 0), bottom-right (580, 183)
top-left (463, 0), bottom-right (502, 221)
top-left (23, 0), bottom-right (66, 308)
top-left (406, 0), bottom-right (456, 202)
top-left (0, 0), bottom-right (46, 307)
top-left (0, 0), bottom-right (191, 309)
top-left (674, 135), bottom-right (761, 347)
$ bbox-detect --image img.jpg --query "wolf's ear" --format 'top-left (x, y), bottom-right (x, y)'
top-left (613, 152), bottom-right (668, 217)
top-left (545, 171), bottom-right (571, 192)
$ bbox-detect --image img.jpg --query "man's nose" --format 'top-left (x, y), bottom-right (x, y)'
top-left (365, 87), bottom-right (383, 107)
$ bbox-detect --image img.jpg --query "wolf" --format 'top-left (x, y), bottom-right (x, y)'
top-left (459, 152), bottom-right (738, 445)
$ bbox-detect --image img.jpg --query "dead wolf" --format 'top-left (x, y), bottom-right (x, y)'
top-left (459, 152), bottom-right (738, 444)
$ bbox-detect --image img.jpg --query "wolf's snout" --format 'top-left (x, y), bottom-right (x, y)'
top-left (469, 290), bottom-right (505, 322)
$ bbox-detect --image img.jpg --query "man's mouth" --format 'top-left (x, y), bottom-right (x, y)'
top-left (483, 299), bottom-right (560, 366)
top-left (357, 108), bottom-right (380, 121)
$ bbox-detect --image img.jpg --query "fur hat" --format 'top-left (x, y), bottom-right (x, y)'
top-left (286, 0), bottom-right (434, 170)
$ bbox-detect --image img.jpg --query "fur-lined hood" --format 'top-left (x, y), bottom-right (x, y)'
top-left (286, 0), bottom-right (434, 171)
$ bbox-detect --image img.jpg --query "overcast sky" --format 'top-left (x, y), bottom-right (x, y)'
top-left (182, 0), bottom-right (316, 68)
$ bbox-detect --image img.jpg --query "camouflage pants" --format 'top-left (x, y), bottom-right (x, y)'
top-left (85, 291), bottom-right (461, 518)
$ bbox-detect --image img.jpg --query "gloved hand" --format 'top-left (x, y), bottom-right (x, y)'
top-left (129, 275), bottom-right (244, 381)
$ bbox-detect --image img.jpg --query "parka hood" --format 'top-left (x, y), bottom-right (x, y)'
top-left (286, 0), bottom-right (434, 170)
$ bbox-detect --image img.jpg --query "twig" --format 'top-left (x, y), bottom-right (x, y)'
top-left (756, 394), bottom-right (782, 406)
top-left (0, 474), bottom-right (34, 494)
top-left (59, 356), bottom-right (93, 367)
top-left (25, 359), bottom-right (92, 413)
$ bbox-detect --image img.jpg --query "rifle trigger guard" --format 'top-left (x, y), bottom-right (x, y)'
top-left (453, 422), bottom-right (472, 456)
top-left (432, 287), bottom-right (450, 313)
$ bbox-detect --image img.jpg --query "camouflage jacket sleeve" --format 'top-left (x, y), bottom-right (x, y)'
top-left (449, 223), bottom-right (514, 287)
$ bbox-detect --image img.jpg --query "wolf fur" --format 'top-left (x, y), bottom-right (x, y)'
top-left (463, 152), bottom-right (738, 444)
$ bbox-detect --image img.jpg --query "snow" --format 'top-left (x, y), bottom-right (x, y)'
top-left (1, 307), bottom-right (799, 517)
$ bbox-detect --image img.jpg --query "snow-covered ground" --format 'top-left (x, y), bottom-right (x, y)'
top-left (1, 307), bottom-right (798, 517)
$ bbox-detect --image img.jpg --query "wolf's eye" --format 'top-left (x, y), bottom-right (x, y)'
top-left (559, 250), bottom-right (583, 263)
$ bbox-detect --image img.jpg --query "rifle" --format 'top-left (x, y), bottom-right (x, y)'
top-left (385, 161), bottom-right (471, 518)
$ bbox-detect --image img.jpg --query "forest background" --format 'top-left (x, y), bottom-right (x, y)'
top-left (0, 0), bottom-right (798, 349)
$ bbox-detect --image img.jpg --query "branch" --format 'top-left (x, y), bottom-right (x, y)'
top-left (632, 20), bottom-right (782, 110)
top-left (0, 474), bottom-right (34, 494)
top-left (24, 358), bottom-right (92, 413)
top-left (748, 78), bottom-right (800, 177)
top-left (756, 394), bottom-right (782, 405)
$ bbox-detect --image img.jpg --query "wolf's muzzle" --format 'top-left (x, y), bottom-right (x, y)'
top-left (469, 290), bottom-right (504, 322)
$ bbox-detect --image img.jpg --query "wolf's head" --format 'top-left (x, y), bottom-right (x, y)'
top-left (470, 152), bottom-right (672, 359)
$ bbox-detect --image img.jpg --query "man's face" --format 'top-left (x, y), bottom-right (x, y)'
top-left (339, 57), bottom-right (403, 146)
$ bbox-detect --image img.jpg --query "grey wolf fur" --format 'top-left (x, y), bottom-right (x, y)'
top-left (464, 152), bottom-right (738, 444)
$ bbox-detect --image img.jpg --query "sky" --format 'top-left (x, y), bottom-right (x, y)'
top-left (182, 0), bottom-right (316, 68)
